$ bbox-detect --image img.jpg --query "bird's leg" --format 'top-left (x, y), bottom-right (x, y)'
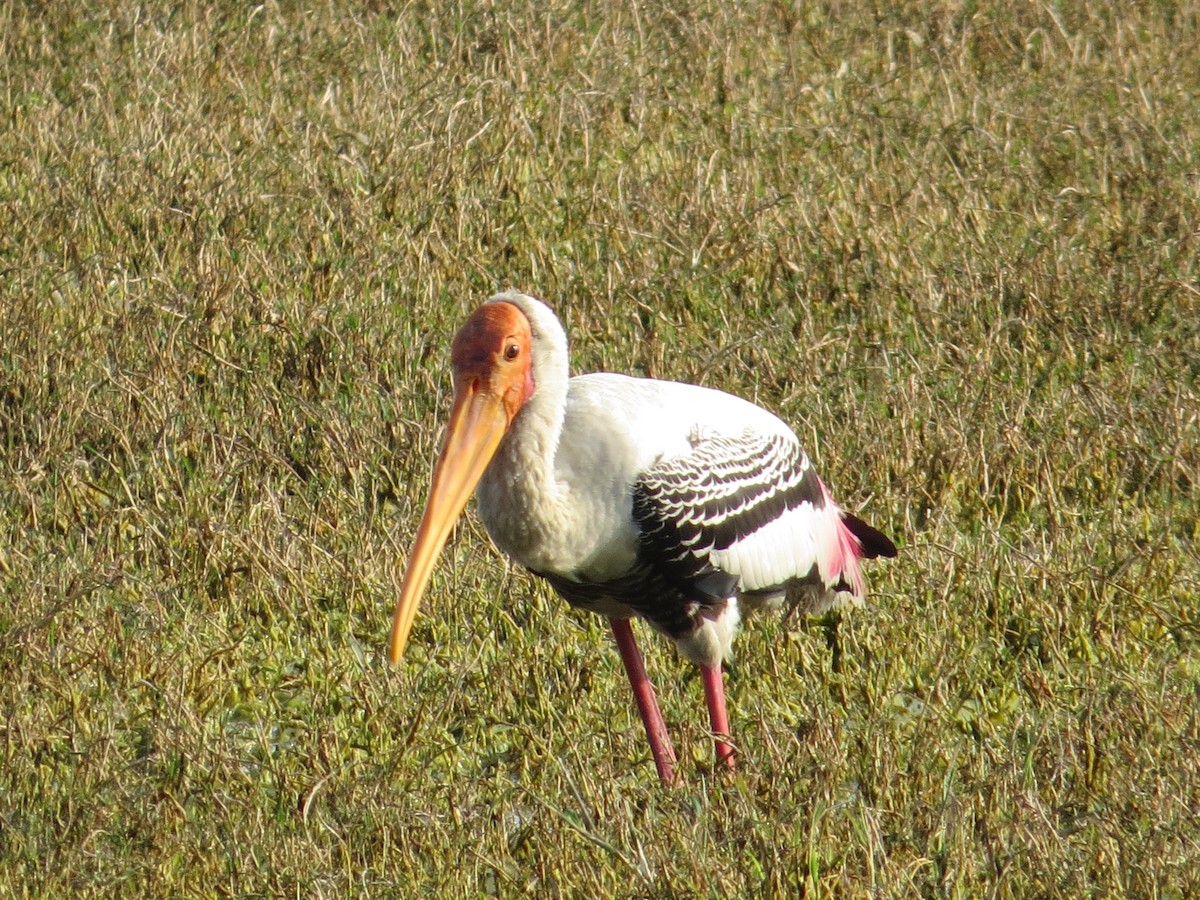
top-left (701, 664), bottom-right (736, 771)
top-left (609, 617), bottom-right (679, 786)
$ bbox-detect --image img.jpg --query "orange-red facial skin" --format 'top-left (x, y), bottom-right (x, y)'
top-left (450, 301), bottom-right (536, 426)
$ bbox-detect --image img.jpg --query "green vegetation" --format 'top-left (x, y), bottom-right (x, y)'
top-left (2, 1), bottom-right (1197, 895)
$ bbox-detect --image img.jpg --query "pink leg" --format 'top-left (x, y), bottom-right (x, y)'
top-left (609, 617), bottom-right (678, 786)
top-left (701, 664), bottom-right (736, 770)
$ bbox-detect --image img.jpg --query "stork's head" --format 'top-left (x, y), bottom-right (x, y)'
top-left (449, 299), bottom-right (537, 422)
top-left (388, 297), bottom-right (538, 664)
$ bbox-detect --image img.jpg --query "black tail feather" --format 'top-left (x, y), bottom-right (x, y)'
top-left (842, 512), bottom-right (898, 559)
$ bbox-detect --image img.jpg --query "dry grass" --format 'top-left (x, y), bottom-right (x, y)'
top-left (1, 0), bottom-right (1198, 895)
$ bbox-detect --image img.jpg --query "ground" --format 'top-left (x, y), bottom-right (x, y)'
top-left (1, 1), bottom-right (1197, 895)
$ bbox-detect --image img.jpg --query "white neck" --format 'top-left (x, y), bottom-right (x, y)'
top-left (474, 292), bottom-right (572, 567)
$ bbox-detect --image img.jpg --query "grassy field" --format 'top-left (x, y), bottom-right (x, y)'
top-left (2, 0), bottom-right (1198, 895)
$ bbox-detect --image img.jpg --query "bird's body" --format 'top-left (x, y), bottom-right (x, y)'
top-left (389, 291), bottom-right (896, 784)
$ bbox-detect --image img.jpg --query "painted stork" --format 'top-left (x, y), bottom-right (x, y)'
top-left (388, 291), bottom-right (896, 785)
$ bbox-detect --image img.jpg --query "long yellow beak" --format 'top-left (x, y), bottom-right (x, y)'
top-left (388, 380), bottom-right (509, 664)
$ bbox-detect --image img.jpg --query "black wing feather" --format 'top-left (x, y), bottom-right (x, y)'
top-left (633, 430), bottom-right (823, 595)
top-left (842, 511), bottom-right (898, 558)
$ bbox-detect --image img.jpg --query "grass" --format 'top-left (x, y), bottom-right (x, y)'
top-left (1, 0), bottom-right (1198, 895)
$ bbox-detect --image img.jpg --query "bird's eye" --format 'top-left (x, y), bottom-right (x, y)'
top-left (504, 343), bottom-right (520, 361)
